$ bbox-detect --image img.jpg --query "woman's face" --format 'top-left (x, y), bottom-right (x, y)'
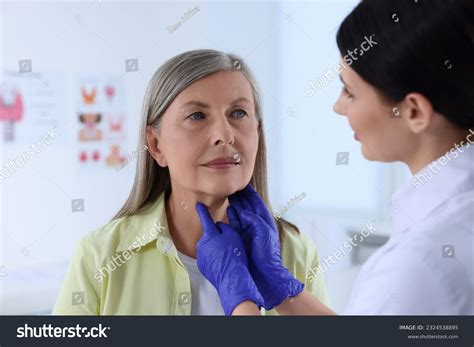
top-left (333, 60), bottom-right (413, 162)
top-left (149, 70), bottom-right (259, 198)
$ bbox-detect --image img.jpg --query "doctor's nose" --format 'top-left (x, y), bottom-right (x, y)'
top-left (332, 95), bottom-right (347, 116)
top-left (333, 98), bottom-right (347, 117)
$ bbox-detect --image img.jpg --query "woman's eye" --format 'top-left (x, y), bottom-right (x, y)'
top-left (231, 109), bottom-right (248, 118)
top-left (342, 87), bottom-right (354, 99)
top-left (188, 112), bottom-right (206, 121)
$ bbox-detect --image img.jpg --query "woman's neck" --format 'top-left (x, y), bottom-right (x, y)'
top-left (165, 188), bottom-right (229, 259)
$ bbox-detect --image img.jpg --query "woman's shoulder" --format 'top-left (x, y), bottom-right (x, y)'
top-left (277, 220), bottom-right (330, 307)
top-left (76, 213), bottom-right (152, 262)
top-left (279, 220), bottom-right (320, 268)
top-left (78, 196), bottom-right (166, 259)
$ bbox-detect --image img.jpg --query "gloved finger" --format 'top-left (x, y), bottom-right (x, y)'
top-left (227, 205), bottom-right (253, 251)
top-left (216, 221), bottom-right (238, 235)
top-left (236, 187), bottom-right (256, 214)
top-left (239, 210), bottom-right (275, 238)
top-left (196, 202), bottom-right (220, 236)
top-left (228, 195), bottom-right (252, 230)
top-left (227, 205), bottom-right (242, 231)
top-left (241, 184), bottom-right (275, 227)
top-left (241, 185), bottom-right (267, 215)
top-left (228, 193), bottom-right (245, 214)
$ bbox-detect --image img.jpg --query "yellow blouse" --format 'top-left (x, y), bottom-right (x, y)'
top-left (53, 192), bottom-right (330, 315)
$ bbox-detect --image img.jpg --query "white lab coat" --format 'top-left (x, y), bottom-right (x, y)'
top-left (344, 143), bottom-right (474, 315)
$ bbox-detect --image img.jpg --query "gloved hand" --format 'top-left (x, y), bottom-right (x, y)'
top-left (228, 185), bottom-right (304, 310)
top-left (195, 202), bottom-right (264, 315)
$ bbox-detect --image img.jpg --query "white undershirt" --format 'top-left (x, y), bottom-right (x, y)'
top-left (177, 251), bottom-right (225, 315)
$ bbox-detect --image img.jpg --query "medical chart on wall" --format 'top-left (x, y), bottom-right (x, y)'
top-left (75, 75), bottom-right (128, 171)
top-left (0, 71), bottom-right (66, 144)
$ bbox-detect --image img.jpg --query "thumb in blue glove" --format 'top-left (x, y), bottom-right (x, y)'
top-left (195, 202), bottom-right (264, 315)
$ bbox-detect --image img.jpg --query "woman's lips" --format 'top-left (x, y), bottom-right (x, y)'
top-left (354, 133), bottom-right (360, 141)
top-left (204, 163), bottom-right (239, 170)
top-left (203, 156), bottom-right (240, 170)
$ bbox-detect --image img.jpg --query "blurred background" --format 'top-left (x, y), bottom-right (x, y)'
top-left (0, 0), bottom-right (411, 314)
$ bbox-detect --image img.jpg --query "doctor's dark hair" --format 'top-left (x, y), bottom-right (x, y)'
top-left (112, 49), bottom-right (300, 242)
top-left (336, 0), bottom-right (474, 129)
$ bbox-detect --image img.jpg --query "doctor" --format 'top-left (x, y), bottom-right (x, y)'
top-left (195, 0), bottom-right (474, 315)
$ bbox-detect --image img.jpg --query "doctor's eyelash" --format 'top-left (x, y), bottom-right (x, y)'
top-left (342, 86), bottom-right (354, 98)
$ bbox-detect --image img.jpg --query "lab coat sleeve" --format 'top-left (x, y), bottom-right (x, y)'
top-left (52, 234), bottom-right (101, 315)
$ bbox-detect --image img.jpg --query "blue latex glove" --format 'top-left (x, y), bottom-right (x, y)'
top-left (195, 202), bottom-right (264, 315)
top-left (228, 185), bottom-right (304, 310)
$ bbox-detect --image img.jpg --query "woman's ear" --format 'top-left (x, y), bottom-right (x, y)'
top-left (403, 93), bottom-right (435, 134)
top-left (146, 126), bottom-right (168, 167)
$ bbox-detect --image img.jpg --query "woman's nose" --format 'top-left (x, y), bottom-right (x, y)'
top-left (212, 117), bottom-right (235, 146)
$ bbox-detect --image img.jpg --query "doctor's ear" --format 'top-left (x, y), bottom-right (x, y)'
top-left (146, 125), bottom-right (168, 167)
top-left (401, 93), bottom-right (435, 134)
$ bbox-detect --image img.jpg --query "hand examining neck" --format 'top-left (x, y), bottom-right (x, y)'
top-left (165, 187), bottom-right (230, 259)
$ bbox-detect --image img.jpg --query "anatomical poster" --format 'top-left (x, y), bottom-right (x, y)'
top-left (75, 75), bottom-right (128, 171)
top-left (0, 71), bottom-right (66, 145)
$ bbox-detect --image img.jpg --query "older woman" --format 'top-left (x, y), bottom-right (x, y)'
top-left (53, 49), bottom-right (329, 315)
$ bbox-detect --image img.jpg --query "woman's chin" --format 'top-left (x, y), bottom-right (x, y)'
top-left (200, 181), bottom-right (246, 198)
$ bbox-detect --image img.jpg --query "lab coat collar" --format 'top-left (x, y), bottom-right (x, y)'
top-left (115, 192), bottom-right (178, 257)
top-left (390, 143), bottom-right (474, 234)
